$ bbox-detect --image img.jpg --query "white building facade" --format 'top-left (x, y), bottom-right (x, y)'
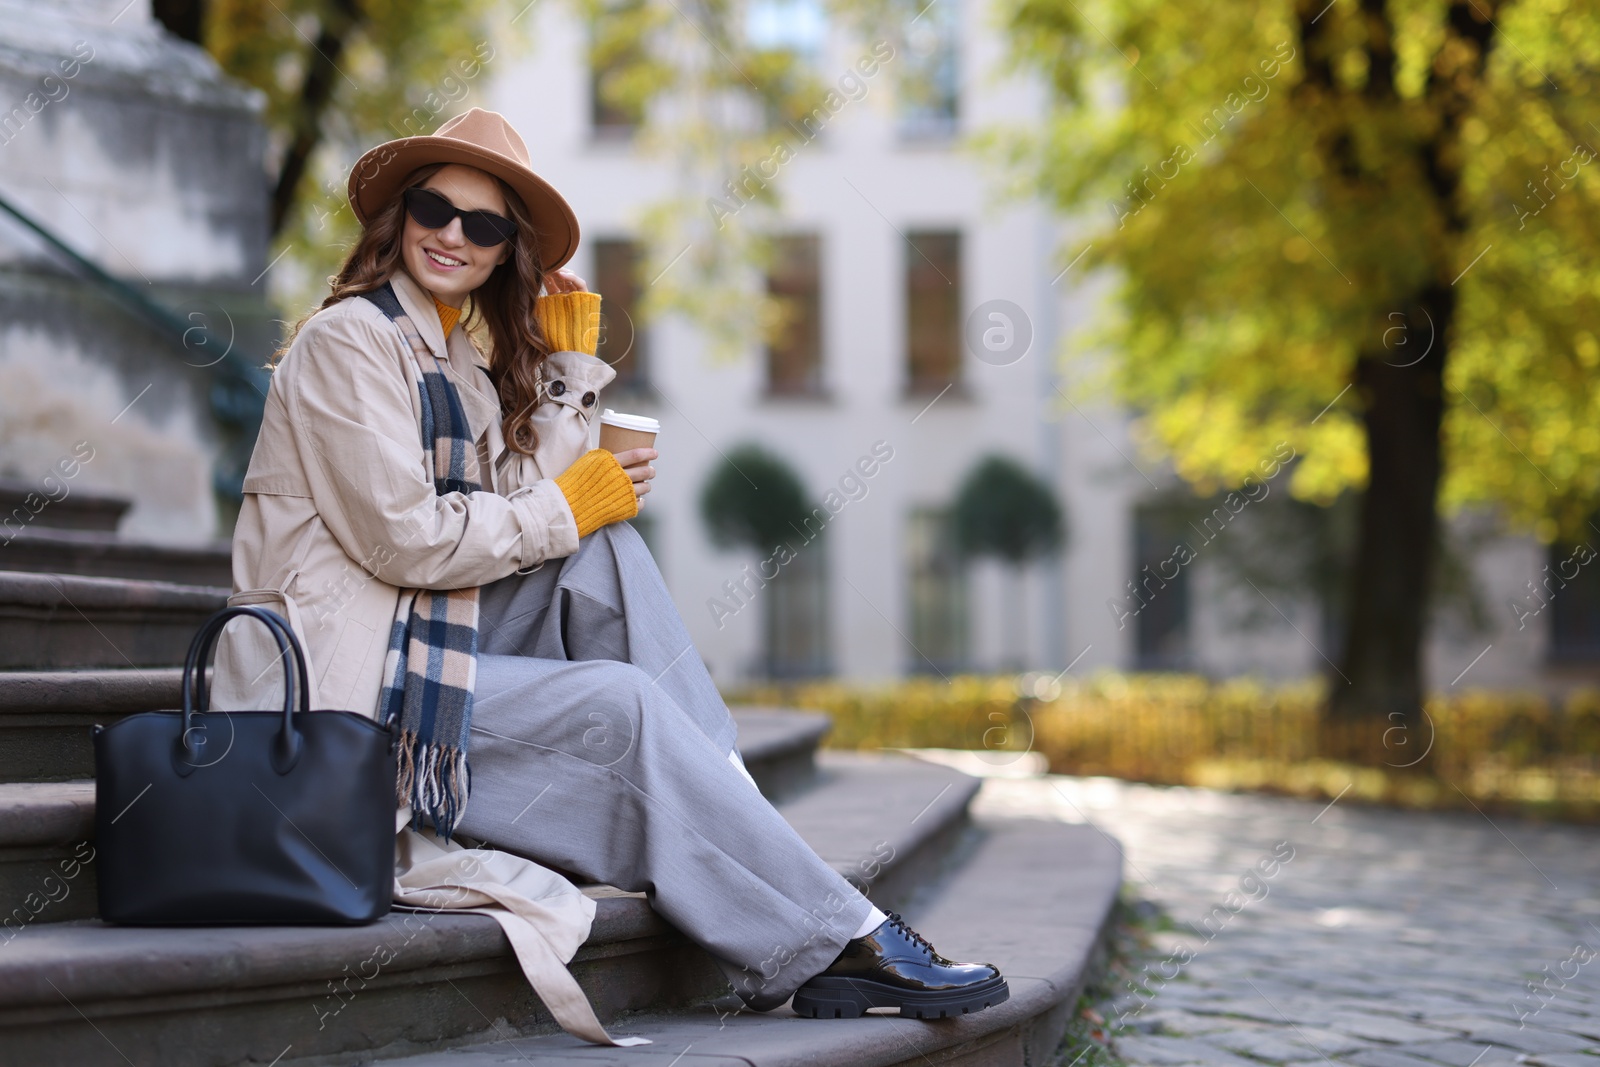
top-left (477, 0), bottom-right (1574, 694)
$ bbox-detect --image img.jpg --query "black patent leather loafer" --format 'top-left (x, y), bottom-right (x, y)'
top-left (792, 912), bottom-right (1009, 1019)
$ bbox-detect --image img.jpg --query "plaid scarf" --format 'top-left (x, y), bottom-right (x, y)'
top-left (362, 281), bottom-right (480, 839)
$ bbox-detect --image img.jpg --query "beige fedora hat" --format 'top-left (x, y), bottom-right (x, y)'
top-left (346, 107), bottom-right (579, 272)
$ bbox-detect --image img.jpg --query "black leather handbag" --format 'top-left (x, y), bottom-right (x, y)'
top-left (94, 606), bottom-right (399, 925)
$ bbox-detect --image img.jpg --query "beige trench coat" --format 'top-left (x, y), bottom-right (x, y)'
top-left (213, 266), bottom-right (616, 714)
top-left (212, 268), bottom-right (649, 1048)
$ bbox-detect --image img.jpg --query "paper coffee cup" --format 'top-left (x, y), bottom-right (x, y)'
top-left (599, 409), bottom-right (660, 454)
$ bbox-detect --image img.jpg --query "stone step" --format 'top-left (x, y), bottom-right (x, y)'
top-left (0, 666), bottom-right (830, 787)
top-left (777, 751), bottom-right (980, 911)
top-left (343, 811), bottom-right (1124, 1067)
top-left (0, 645), bottom-right (830, 789)
top-left (0, 671), bottom-right (825, 790)
top-left (0, 525), bottom-right (233, 586)
top-left (0, 480), bottom-right (131, 534)
top-left (3, 887), bottom-right (718, 1067)
top-left (0, 570), bottom-right (227, 670)
top-left (0, 752), bottom-right (983, 1067)
top-left (0, 668), bottom-right (187, 782)
top-left (0, 780), bottom-right (101, 928)
top-left (0, 709), bottom-right (838, 923)
top-left (726, 705), bottom-right (833, 802)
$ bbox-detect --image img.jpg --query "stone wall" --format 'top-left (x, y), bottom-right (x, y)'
top-left (0, 0), bottom-right (271, 544)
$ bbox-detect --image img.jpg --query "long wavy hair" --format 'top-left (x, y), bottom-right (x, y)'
top-left (274, 162), bottom-right (561, 455)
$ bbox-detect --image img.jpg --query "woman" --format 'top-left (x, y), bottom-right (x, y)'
top-left (218, 107), bottom-right (1007, 1023)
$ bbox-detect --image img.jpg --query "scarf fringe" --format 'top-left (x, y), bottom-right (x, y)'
top-left (397, 728), bottom-right (471, 841)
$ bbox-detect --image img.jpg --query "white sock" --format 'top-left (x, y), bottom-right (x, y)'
top-left (852, 905), bottom-right (889, 940)
top-left (727, 748), bottom-right (759, 789)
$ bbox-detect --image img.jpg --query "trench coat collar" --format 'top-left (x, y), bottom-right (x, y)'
top-left (385, 266), bottom-right (501, 442)
top-left (389, 265), bottom-right (459, 366)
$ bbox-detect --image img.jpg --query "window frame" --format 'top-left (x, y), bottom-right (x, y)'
top-left (902, 229), bottom-right (964, 398)
top-left (590, 237), bottom-right (652, 396)
top-left (894, 0), bottom-right (961, 141)
top-left (763, 232), bottom-right (828, 401)
top-left (905, 505), bottom-right (970, 675)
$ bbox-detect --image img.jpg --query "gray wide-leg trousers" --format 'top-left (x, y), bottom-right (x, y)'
top-left (454, 520), bottom-right (873, 1010)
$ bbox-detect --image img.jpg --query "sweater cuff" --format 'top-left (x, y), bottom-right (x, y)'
top-left (554, 448), bottom-right (639, 539)
top-left (535, 292), bottom-right (602, 356)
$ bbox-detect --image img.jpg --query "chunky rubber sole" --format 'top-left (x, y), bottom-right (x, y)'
top-left (791, 974), bottom-right (1010, 1020)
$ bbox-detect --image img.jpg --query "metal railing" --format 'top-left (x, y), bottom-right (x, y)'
top-left (0, 187), bottom-right (269, 501)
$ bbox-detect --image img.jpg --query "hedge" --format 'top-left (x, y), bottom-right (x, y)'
top-left (728, 673), bottom-right (1600, 820)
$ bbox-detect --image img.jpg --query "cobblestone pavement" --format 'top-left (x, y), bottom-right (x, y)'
top-left (963, 760), bottom-right (1600, 1066)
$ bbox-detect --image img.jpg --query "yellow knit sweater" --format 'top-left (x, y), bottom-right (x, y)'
top-left (433, 297), bottom-right (461, 338)
top-left (555, 448), bottom-right (640, 537)
top-left (535, 291), bottom-right (639, 538)
top-left (534, 291), bottom-right (602, 353)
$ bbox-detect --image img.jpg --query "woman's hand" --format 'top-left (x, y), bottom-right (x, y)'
top-left (544, 269), bottom-right (589, 295)
top-left (612, 447), bottom-right (657, 502)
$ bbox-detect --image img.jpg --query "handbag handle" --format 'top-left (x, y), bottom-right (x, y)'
top-left (179, 606), bottom-right (309, 775)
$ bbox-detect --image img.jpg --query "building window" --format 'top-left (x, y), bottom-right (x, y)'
top-left (1549, 539), bottom-right (1600, 662)
top-left (1131, 504), bottom-right (1192, 671)
top-left (897, 0), bottom-right (959, 137)
top-left (589, 2), bottom-right (648, 136)
top-left (904, 230), bottom-right (961, 395)
top-left (765, 542), bottom-right (830, 678)
top-left (906, 507), bottom-right (968, 674)
top-left (765, 234), bottom-right (824, 397)
top-left (745, 0), bottom-right (827, 130)
top-left (592, 238), bottom-right (649, 392)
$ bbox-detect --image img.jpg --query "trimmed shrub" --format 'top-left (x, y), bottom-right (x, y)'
top-left (728, 673), bottom-right (1600, 821)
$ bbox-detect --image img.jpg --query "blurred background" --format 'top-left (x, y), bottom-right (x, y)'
top-left (5, 0), bottom-right (1600, 815)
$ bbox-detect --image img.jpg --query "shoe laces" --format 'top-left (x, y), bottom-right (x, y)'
top-left (886, 911), bottom-right (936, 955)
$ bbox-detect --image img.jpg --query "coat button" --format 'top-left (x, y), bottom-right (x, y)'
top-left (549, 379), bottom-right (566, 397)
top-left (582, 391), bottom-right (596, 407)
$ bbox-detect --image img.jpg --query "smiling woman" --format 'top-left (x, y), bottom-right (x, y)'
top-left (214, 106), bottom-right (1006, 1047)
top-left (400, 174), bottom-right (516, 303)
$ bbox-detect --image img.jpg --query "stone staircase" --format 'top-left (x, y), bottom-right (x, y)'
top-left (0, 481), bottom-right (232, 587)
top-left (0, 508), bottom-right (1123, 1067)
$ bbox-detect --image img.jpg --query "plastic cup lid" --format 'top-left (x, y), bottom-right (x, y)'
top-left (600, 409), bottom-right (660, 433)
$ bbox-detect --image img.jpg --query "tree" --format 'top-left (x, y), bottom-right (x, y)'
top-left (699, 443), bottom-right (816, 552)
top-left (700, 445), bottom-right (830, 676)
top-left (991, 0), bottom-right (1600, 742)
top-left (152, 0), bottom-right (205, 43)
top-left (185, 0), bottom-right (499, 308)
top-left (951, 454), bottom-right (1065, 669)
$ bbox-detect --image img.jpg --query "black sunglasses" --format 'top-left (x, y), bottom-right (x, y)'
top-left (403, 186), bottom-right (518, 248)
